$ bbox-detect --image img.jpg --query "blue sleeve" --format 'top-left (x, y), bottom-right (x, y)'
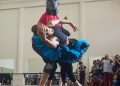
top-left (62, 45), bottom-right (70, 52)
top-left (32, 36), bottom-right (43, 49)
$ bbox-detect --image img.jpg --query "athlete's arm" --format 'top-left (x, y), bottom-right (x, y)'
top-left (59, 17), bottom-right (77, 31)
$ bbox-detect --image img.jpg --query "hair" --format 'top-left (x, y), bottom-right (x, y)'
top-left (31, 25), bottom-right (38, 35)
top-left (46, 0), bottom-right (58, 15)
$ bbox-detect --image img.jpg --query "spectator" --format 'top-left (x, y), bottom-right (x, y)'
top-left (91, 59), bottom-right (103, 86)
top-left (77, 61), bottom-right (86, 86)
top-left (102, 54), bottom-right (113, 86)
top-left (113, 54), bottom-right (120, 86)
top-left (0, 73), bottom-right (12, 85)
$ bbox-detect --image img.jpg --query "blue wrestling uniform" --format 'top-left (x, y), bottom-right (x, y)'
top-left (32, 34), bottom-right (61, 62)
top-left (32, 35), bottom-right (89, 63)
top-left (60, 39), bottom-right (90, 63)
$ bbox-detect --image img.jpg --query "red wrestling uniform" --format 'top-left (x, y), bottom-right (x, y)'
top-left (37, 12), bottom-right (60, 36)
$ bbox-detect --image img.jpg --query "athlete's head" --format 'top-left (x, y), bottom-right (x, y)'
top-left (46, 28), bottom-right (54, 36)
top-left (31, 24), bottom-right (38, 35)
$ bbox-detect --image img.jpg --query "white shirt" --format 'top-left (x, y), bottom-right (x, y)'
top-left (103, 59), bottom-right (113, 73)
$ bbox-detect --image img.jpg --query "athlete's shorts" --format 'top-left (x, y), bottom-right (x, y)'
top-left (43, 62), bottom-right (57, 80)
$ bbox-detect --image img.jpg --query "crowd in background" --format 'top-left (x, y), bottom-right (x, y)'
top-left (0, 54), bottom-right (120, 86)
top-left (88, 54), bottom-right (120, 86)
top-left (0, 73), bottom-right (12, 85)
top-left (76, 61), bottom-right (86, 86)
top-left (24, 73), bottom-right (40, 85)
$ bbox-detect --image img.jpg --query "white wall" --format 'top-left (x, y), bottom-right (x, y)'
top-left (82, 0), bottom-right (120, 71)
top-left (0, 9), bottom-right (18, 59)
top-left (0, 0), bottom-right (120, 73)
top-left (83, 0), bottom-right (120, 57)
top-left (0, 0), bottom-right (81, 73)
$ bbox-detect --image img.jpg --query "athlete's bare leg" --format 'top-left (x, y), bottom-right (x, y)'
top-left (39, 73), bottom-right (49, 86)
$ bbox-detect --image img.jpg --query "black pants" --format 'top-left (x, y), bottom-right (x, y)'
top-left (79, 71), bottom-right (85, 85)
top-left (59, 62), bottom-right (76, 84)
